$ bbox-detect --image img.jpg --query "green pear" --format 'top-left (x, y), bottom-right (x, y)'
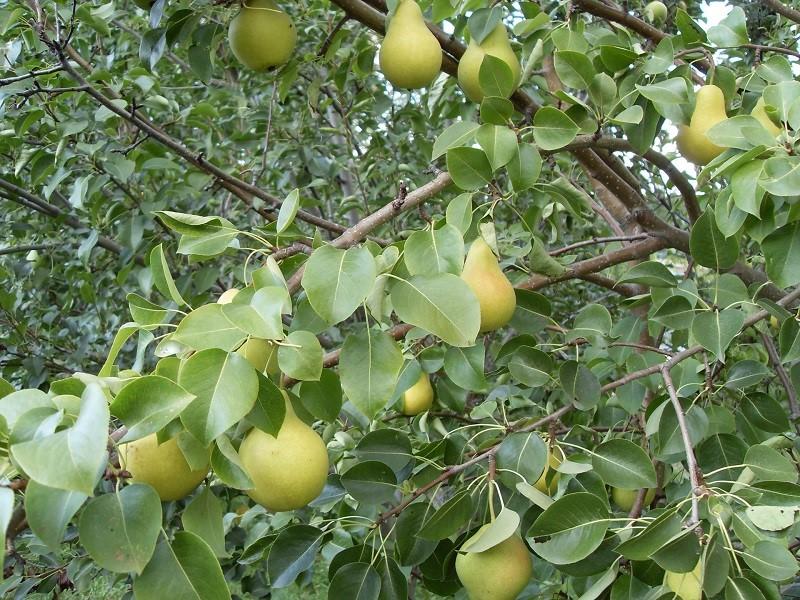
top-left (119, 434), bottom-right (208, 501)
top-left (533, 445), bottom-right (563, 495)
top-left (379, 0), bottom-right (442, 89)
top-left (664, 559), bottom-right (703, 600)
top-left (402, 371), bottom-right (433, 415)
top-left (751, 97), bottom-right (781, 136)
top-left (460, 237), bottom-right (516, 332)
top-left (237, 338), bottom-right (280, 376)
top-left (611, 486), bottom-right (656, 511)
top-left (239, 393), bottom-right (329, 511)
top-left (455, 526), bottom-right (533, 600)
top-left (643, 0), bottom-right (668, 23)
top-left (228, 0), bottom-right (296, 71)
top-left (457, 24), bottom-right (520, 103)
top-left (676, 84), bottom-right (727, 165)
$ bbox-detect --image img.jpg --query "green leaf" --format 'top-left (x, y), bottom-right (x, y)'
top-left (636, 78), bottom-right (689, 104)
top-left (618, 261), bottom-right (678, 287)
top-left (418, 490), bottom-right (474, 540)
top-left (302, 245), bottom-right (377, 324)
top-left (149, 243), bottom-right (187, 307)
top-left (328, 563), bottom-right (381, 600)
top-left (339, 329), bottom-right (403, 419)
top-left (760, 155), bottom-right (800, 197)
top-left (341, 461), bottom-right (397, 504)
top-left (508, 346), bottom-right (553, 388)
top-left (11, 384), bottom-right (109, 495)
top-left (741, 393), bottom-right (790, 433)
top-left (0, 388), bottom-right (53, 430)
top-left (210, 435), bottom-right (253, 490)
top-left (446, 193), bottom-right (473, 234)
top-left (127, 293), bottom-right (168, 327)
top-left (443, 344), bottom-right (487, 392)
top-left (530, 492), bottom-right (609, 564)
top-left (652, 295), bottom-right (696, 330)
top-left (25, 481), bottom-right (87, 552)
top-left (496, 431), bottom-right (548, 488)
top-left (395, 503), bottom-right (438, 566)
top-left (431, 121), bottom-right (480, 161)
top-left (446, 147), bottom-right (493, 190)
top-left (467, 7), bottom-right (503, 45)
top-left (591, 439), bottom-right (657, 489)
top-left (404, 225), bottom-right (465, 276)
top-left (182, 486), bottom-right (228, 558)
top-left (298, 370), bottom-right (342, 423)
top-left (609, 105), bottom-right (644, 125)
top-left (461, 507), bottom-right (520, 552)
top-left (708, 6), bottom-right (748, 46)
top-left (354, 429), bottom-right (413, 473)
top-left (390, 274), bottom-right (481, 347)
top-left (276, 188), bottom-right (300, 234)
top-left (476, 124), bottom-right (518, 171)
top-left (278, 330), bottom-right (323, 381)
top-left (134, 532), bottom-right (231, 599)
top-left (615, 509), bottom-right (683, 560)
top-left (553, 51), bottom-right (594, 89)
top-left (532, 107), bottom-right (580, 150)
top-left (691, 309), bottom-right (745, 361)
top-left (689, 211), bottom-right (739, 271)
top-left (506, 143), bottom-right (542, 191)
top-left (78, 484), bottom-right (162, 574)
top-left (173, 304), bottom-right (246, 351)
top-left (724, 360), bottom-right (769, 390)
top-left (267, 525), bottom-right (326, 588)
top-left (741, 541), bottom-right (798, 581)
top-left (221, 286), bottom-right (288, 340)
top-left (478, 54), bottom-right (515, 99)
top-left (762, 221), bottom-right (800, 289)
top-left (560, 361), bottom-right (601, 410)
top-left (568, 304), bottom-right (613, 341)
top-left (178, 349), bottom-right (258, 445)
top-left (111, 375), bottom-right (195, 442)
top-left (743, 445), bottom-right (796, 483)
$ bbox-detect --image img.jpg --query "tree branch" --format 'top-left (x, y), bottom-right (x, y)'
top-left (764, 0), bottom-right (800, 25)
top-left (760, 331), bottom-right (800, 421)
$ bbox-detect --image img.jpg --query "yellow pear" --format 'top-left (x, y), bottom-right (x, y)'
top-left (533, 445), bottom-right (563, 495)
top-left (611, 486), bottom-right (656, 511)
top-left (457, 24), bottom-right (521, 103)
top-left (379, 0), bottom-right (442, 89)
top-left (751, 97), bottom-right (781, 137)
top-left (239, 393), bottom-right (329, 511)
top-left (237, 338), bottom-right (280, 376)
top-left (228, 0), bottom-right (296, 71)
top-left (676, 84), bottom-right (727, 165)
top-left (664, 559), bottom-right (703, 600)
top-left (460, 237), bottom-right (516, 332)
top-left (119, 434), bottom-right (208, 501)
top-left (217, 288), bottom-right (240, 304)
top-left (402, 371), bottom-right (434, 415)
top-left (455, 526), bottom-right (533, 600)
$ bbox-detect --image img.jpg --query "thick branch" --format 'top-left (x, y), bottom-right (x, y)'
top-left (764, 0), bottom-right (800, 24)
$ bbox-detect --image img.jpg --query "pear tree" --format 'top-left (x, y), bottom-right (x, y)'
top-left (1, 0), bottom-right (800, 598)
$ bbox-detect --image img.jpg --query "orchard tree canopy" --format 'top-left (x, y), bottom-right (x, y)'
top-left (2, 0), bottom-right (800, 597)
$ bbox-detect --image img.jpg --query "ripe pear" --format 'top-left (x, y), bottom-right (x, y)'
top-left (237, 338), bottom-right (280, 376)
top-left (455, 526), bottom-right (533, 600)
top-left (402, 371), bottom-right (434, 415)
top-left (643, 0), bottom-right (668, 23)
top-left (119, 434), bottom-right (208, 501)
top-left (751, 97), bottom-right (781, 137)
top-left (228, 0), bottom-right (296, 71)
top-left (379, 0), bottom-right (442, 89)
top-left (676, 85), bottom-right (727, 165)
top-left (611, 486), bottom-right (656, 511)
top-left (457, 24), bottom-right (520, 103)
top-left (217, 288), bottom-right (240, 304)
top-left (460, 237), bottom-right (516, 332)
top-left (533, 445), bottom-right (563, 495)
top-left (239, 393), bottom-right (329, 511)
top-left (664, 559), bottom-right (703, 600)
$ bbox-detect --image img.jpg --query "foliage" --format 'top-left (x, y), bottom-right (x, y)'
top-left (1, 0), bottom-right (799, 597)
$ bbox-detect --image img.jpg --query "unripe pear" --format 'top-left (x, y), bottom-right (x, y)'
top-left (379, 0), bottom-right (442, 89)
top-left (664, 559), bottom-right (703, 600)
top-left (239, 393), bottom-right (329, 511)
top-left (533, 445), bottom-right (563, 495)
top-left (237, 338), bottom-right (280, 376)
top-left (119, 434), bottom-right (208, 501)
top-left (457, 24), bottom-right (520, 102)
top-left (217, 288), bottom-right (240, 304)
top-left (460, 237), bottom-right (516, 332)
top-left (675, 85), bottom-right (727, 165)
top-left (455, 526), bottom-right (533, 600)
top-left (751, 97), bottom-right (781, 137)
top-left (402, 371), bottom-right (434, 415)
top-left (228, 0), bottom-right (296, 71)
top-left (643, 1), bottom-right (668, 23)
top-left (611, 486), bottom-right (656, 511)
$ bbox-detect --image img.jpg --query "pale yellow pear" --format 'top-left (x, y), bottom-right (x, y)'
top-left (239, 393), bottom-right (329, 511)
top-left (119, 434), bottom-right (208, 501)
top-left (217, 288), bottom-right (240, 304)
top-left (379, 0), bottom-right (442, 89)
top-left (237, 338), bottom-right (280, 376)
top-left (751, 97), bottom-right (781, 137)
top-left (533, 445), bottom-right (563, 495)
top-left (460, 237), bottom-right (516, 332)
top-left (402, 371), bottom-right (434, 415)
top-left (611, 486), bottom-right (656, 511)
top-left (643, 0), bottom-right (668, 23)
top-left (676, 84), bottom-right (727, 165)
top-left (664, 559), bottom-right (703, 600)
top-left (228, 0), bottom-right (296, 70)
top-left (455, 526), bottom-right (533, 600)
top-left (457, 24), bottom-right (521, 103)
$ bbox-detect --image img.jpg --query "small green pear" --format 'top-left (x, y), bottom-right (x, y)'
top-left (676, 84), bottom-right (728, 165)
top-left (751, 97), bottom-right (781, 137)
top-left (228, 0), bottom-right (296, 71)
top-left (239, 393), bottom-right (329, 511)
top-left (460, 237), bottom-right (516, 332)
top-left (533, 445), bottom-right (563, 495)
top-left (457, 24), bottom-right (520, 103)
top-left (611, 486), bottom-right (656, 511)
top-left (643, 0), bottom-right (668, 23)
top-left (237, 338), bottom-right (280, 376)
top-left (402, 371), bottom-right (434, 415)
top-left (455, 526), bottom-right (533, 600)
top-left (664, 559), bottom-right (703, 600)
top-left (119, 434), bottom-right (208, 501)
top-left (379, 0), bottom-right (442, 89)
